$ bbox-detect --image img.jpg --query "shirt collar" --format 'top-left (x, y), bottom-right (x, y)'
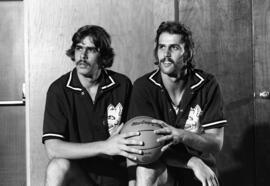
top-left (66, 68), bottom-right (117, 91)
top-left (148, 68), bottom-right (206, 91)
top-left (149, 69), bottom-right (162, 88)
top-left (100, 70), bottom-right (116, 90)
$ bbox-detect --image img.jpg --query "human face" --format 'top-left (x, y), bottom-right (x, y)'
top-left (157, 32), bottom-right (185, 78)
top-left (74, 36), bottom-right (100, 78)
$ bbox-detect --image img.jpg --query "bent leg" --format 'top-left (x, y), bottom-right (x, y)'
top-left (45, 158), bottom-right (71, 186)
top-left (136, 161), bottom-right (175, 186)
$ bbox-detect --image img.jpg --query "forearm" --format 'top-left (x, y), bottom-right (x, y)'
top-left (45, 139), bottom-right (106, 160)
top-left (181, 128), bottom-right (224, 154)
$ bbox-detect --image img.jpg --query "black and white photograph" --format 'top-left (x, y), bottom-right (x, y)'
top-left (0, 0), bottom-right (269, 186)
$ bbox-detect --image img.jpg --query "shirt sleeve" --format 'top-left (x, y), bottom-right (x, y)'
top-left (200, 77), bottom-right (227, 130)
top-left (42, 84), bottom-right (68, 143)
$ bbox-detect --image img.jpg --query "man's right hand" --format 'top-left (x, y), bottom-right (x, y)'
top-left (103, 131), bottom-right (143, 161)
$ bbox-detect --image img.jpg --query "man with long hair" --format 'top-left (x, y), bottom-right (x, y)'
top-left (42, 25), bottom-right (143, 186)
top-left (127, 21), bottom-right (226, 186)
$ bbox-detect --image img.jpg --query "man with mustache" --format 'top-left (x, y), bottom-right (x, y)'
top-left (127, 21), bottom-right (226, 186)
top-left (42, 25), bottom-right (143, 186)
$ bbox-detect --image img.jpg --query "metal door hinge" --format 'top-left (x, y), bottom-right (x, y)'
top-left (254, 90), bottom-right (270, 99)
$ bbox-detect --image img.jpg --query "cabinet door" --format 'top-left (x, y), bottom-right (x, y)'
top-left (0, 2), bottom-right (25, 186)
top-left (177, 1), bottom-right (255, 185)
top-left (253, 0), bottom-right (270, 185)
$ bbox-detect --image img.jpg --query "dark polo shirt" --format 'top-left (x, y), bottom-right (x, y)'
top-left (128, 68), bottom-right (227, 172)
top-left (43, 68), bottom-right (132, 185)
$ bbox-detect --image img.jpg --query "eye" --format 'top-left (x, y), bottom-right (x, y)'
top-left (87, 47), bottom-right (98, 53)
top-left (158, 44), bottom-right (166, 50)
top-left (75, 45), bottom-right (83, 51)
top-left (170, 45), bottom-right (180, 51)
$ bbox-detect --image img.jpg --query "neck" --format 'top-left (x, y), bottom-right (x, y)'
top-left (77, 69), bottom-right (101, 89)
top-left (161, 72), bottom-right (186, 106)
top-left (161, 73), bottom-right (185, 92)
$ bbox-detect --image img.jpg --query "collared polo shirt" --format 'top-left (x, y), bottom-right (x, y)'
top-left (42, 68), bottom-right (132, 184)
top-left (128, 68), bottom-right (227, 170)
top-left (43, 68), bottom-right (132, 143)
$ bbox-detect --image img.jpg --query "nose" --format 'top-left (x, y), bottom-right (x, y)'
top-left (165, 48), bottom-right (171, 57)
top-left (80, 49), bottom-right (87, 60)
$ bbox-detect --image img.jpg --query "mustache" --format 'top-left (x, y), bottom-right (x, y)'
top-left (76, 60), bottom-right (88, 65)
top-left (159, 57), bottom-right (175, 64)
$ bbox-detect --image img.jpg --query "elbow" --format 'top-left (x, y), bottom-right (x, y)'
top-left (44, 139), bottom-right (61, 159)
top-left (217, 139), bottom-right (223, 152)
top-left (203, 135), bottom-right (223, 154)
top-left (204, 127), bottom-right (224, 154)
top-left (46, 150), bottom-right (56, 160)
top-left (217, 132), bottom-right (224, 152)
top-left (212, 137), bottom-right (223, 154)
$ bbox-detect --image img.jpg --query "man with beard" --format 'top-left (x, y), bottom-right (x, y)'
top-left (42, 25), bottom-right (143, 186)
top-left (127, 21), bottom-right (226, 186)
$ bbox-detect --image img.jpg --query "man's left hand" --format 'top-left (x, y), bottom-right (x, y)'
top-left (152, 119), bottom-right (185, 152)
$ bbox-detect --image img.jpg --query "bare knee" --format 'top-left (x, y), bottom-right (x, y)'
top-left (136, 161), bottom-right (175, 186)
top-left (136, 161), bottom-right (166, 185)
top-left (46, 158), bottom-right (71, 186)
top-left (47, 158), bottom-right (71, 176)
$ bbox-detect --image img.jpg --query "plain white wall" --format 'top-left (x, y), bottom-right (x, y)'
top-left (25, 0), bottom-right (174, 185)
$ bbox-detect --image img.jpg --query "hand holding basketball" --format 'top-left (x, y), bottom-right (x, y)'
top-left (153, 119), bottom-right (185, 152)
top-left (121, 116), bottom-right (165, 164)
top-left (104, 130), bottom-right (143, 161)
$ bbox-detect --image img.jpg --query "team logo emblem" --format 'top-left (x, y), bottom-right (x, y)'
top-left (184, 105), bottom-right (202, 133)
top-left (107, 103), bottom-right (123, 135)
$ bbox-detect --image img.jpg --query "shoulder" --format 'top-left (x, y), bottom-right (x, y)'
top-left (106, 70), bottom-right (130, 81)
top-left (133, 70), bottom-right (159, 87)
top-left (47, 71), bottom-right (71, 94)
top-left (130, 70), bottom-right (161, 97)
top-left (191, 69), bottom-right (223, 100)
top-left (106, 69), bottom-right (132, 85)
top-left (192, 69), bottom-right (219, 87)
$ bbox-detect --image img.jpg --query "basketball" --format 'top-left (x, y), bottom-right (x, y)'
top-left (121, 116), bottom-right (164, 164)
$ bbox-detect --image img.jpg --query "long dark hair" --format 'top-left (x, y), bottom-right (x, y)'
top-left (66, 25), bottom-right (115, 68)
top-left (154, 21), bottom-right (195, 69)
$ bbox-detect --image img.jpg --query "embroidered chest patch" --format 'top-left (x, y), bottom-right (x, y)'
top-left (107, 103), bottom-right (123, 135)
top-left (184, 105), bottom-right (202, 133)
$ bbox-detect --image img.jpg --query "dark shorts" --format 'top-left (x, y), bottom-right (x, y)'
top-left (168, 166), bottom-right (201, 186)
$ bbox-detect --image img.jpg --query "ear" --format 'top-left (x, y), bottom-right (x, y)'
top-left (179, 43), bottom-right (185, 56)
